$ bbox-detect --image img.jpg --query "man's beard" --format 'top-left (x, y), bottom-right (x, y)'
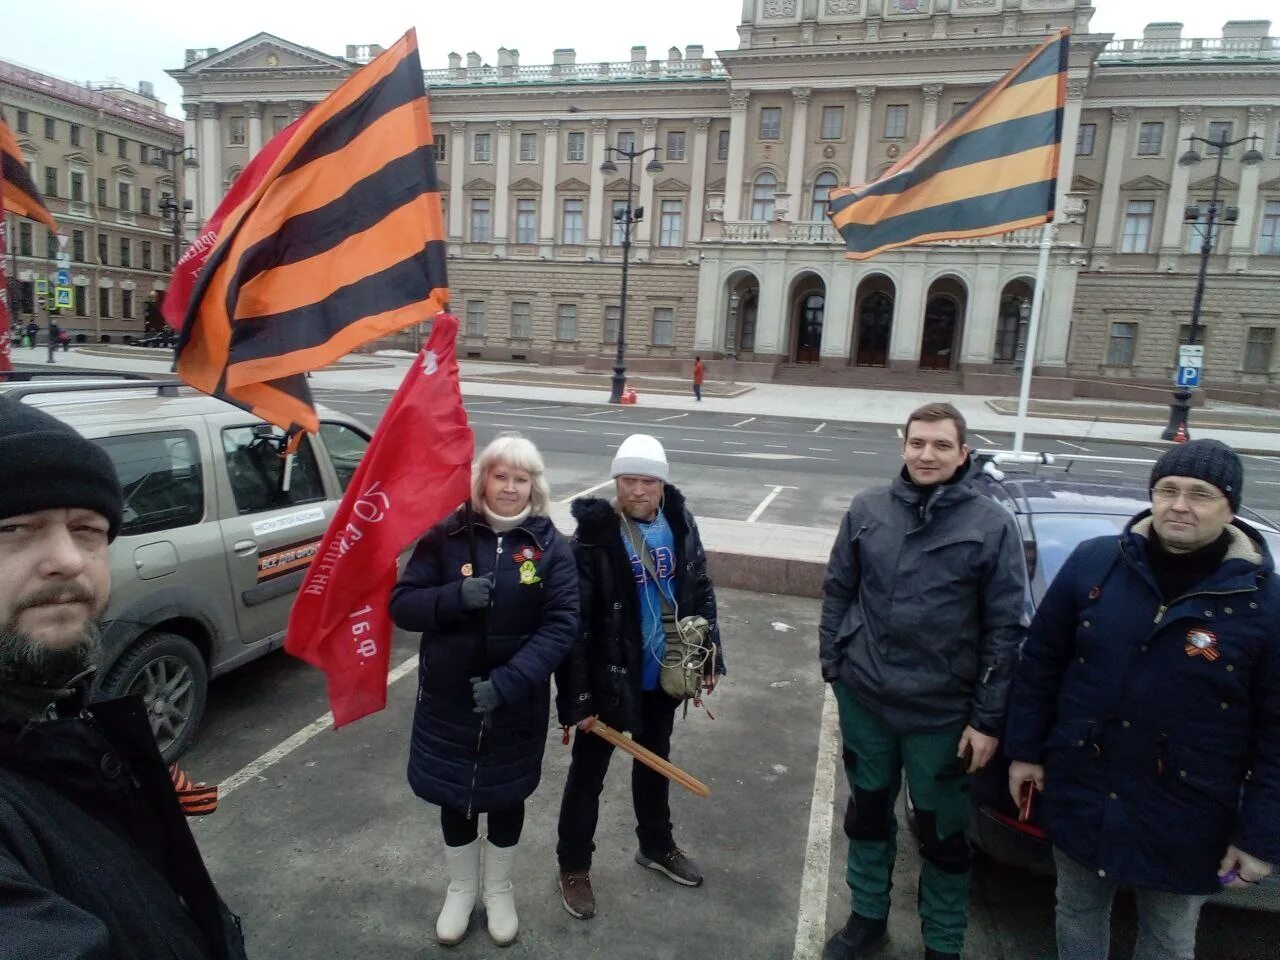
top-left (0, 614), bottom-right (104, 691)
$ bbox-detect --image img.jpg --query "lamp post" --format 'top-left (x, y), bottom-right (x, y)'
top-left (153, 146), bottom-right (198, 348)
top-left (599, 143), bottom-right (664, 403)
top-left (1161, 131), bottom-right (1263, 440)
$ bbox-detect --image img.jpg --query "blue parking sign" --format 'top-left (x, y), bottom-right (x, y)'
top-left (56, 269), bottom-right (70, 285)
top-left (1176, 365), bottom-right (1201, 388)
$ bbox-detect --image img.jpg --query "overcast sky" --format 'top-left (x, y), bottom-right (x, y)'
top-left (1, 1), bottom-right (1274, 118)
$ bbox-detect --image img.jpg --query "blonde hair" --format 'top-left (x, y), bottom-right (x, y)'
top-left (471, 433), bottom-right (551, 517)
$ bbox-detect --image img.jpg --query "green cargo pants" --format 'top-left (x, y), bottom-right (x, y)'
top-left (833, 680), bottom-right (974, 955)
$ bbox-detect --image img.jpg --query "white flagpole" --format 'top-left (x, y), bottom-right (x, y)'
top-left (1012, 222), bottom-right (1055, 453)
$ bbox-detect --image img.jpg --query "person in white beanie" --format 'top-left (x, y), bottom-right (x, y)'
top-left (553, 434), bottom-right (724, 920)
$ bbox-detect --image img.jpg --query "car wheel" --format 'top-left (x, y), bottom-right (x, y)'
top-left (102, 632), bottom-right (208, 763)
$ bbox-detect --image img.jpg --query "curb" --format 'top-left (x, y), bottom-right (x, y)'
top-left (706, 549), bottom-right (826, 600)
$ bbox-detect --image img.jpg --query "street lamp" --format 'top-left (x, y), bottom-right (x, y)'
top-left (1161, 131), bottom-right (1264, 440)
top-left (599, 143), bottom-right (664, 403)
top-left (153, 146), bottom-right (199, 259)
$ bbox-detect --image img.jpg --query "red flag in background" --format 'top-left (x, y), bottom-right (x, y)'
top-left (285, 313), bottom-right (473, 727)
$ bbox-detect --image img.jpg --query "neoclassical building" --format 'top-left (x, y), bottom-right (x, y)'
top-left (165, 0), bottom-right (1280, 398)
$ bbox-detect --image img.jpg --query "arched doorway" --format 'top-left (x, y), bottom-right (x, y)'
top-left (853, 274), bottom-right (894, 367)
top-left (995, 279), bottom-right (1035, 364)
top-left (724, 271), bottom-right (759, 358)
top-left (920, 276), bottom-right (967, 371)
top-left (790, 273), bottom-right (826, 363)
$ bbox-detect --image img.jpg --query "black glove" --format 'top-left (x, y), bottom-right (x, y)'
top-left (458, 574), bottom-right (494, 611)
top-left (471, 676), bottom-right (501, 713)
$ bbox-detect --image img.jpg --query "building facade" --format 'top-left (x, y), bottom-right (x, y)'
top-left (2, 61), bottom-right (185, 341)
top-left (165, 2), bottom-right (1280, 397)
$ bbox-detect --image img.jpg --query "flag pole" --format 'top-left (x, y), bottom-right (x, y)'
top-left (1012, 222), bottom-right (1055, 453)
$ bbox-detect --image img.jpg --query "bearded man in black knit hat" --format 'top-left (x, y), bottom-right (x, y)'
top-left (1006, 438), bottom-right (1279, 960)
top-left (0, 396), bottom-right (248, 959)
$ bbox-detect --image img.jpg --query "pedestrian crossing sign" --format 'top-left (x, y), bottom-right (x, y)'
top-left (55, 286), bottom-right (73, 309)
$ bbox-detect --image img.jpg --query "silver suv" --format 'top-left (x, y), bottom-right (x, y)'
top-left (1, 378), bottom-right (371, 760)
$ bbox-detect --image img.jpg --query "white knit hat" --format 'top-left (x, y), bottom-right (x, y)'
top-left (611, 433), bottom-right (669, 481)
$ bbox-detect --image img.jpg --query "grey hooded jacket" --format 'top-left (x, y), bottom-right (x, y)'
top-left (819, 465), bottom-right (1027, 734)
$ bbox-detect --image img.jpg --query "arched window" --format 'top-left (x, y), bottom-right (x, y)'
top-left (810, 171), bottom-right (839, 222)
top-left (750, 172), bottom-right (777, 221)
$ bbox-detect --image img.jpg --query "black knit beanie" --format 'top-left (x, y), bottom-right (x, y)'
top-left (1149, 438), bottom-right (1243, 512)
top-left (0, 396), bottom-right (123, 540)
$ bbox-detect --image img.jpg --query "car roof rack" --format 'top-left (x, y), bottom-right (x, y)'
top-left (0, 370), bottom-right (154, 382)
top-left (1, 378), bottom-right (186, 402)
top-left (974, 448), bottom-right (1156, 479)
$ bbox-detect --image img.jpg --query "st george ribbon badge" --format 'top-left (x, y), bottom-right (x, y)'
top-left (1185, 627), bottom-right (1221, 661)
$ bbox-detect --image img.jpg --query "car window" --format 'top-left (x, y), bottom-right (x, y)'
top-left (221, 426), bottom-right (324, 515)
top-left (95, 430), bottom-right (204, 535)
top-left (319, 421), bottom-right (370, 492)
top-left (1027, 514), bottom-right (1129, 602)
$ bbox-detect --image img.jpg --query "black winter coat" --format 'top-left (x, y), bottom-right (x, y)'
top-left (0, 693), bottom-right (247, 960)
top-left (556, 485), bottom-right (723, 732)
top-left (390, 508), bottom-right (578, 812)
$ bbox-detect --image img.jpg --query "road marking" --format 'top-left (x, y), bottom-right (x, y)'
top-left (562, 428), bottom-right (587, 434)
top-left (462, 399), bottom-right (504, 406)
top-left (895, 428), bottom-right (903, 439)
top-left (973, 432), bottom-right (995, 445)
top-left (557, 478), bottom-right (615, 503)
top-left (724, 440), bottom-right (748, 446)
top-left (681, 438), bottom-right (705, 443)
top-left (508, 404), bottom-right (562, 412)
top-left (603, 431), bottom-right (626, 437)
top-left (654, 413), bottom-right (689, 422)
top-left (665, 448), bottom-right (839, 462)
top-left (730, 417), bottom-right (757, 428)
top-left (1256, 480), bottom-right (1280, 486)
top-left (1242, 454), bottom-right (1280, 465)
top-left (1143, 446), bottom-right (1167, 454)
top-left (810, 447), bottom-right (833, 453)
top-left (1095, 469), bottom-right (1125, 475)
top-left (747, 485), bottom-right (798, 523)
top-left (578, 410), bottom-right (613, 418)
top-left (218, 654), bottom-right (419, 801)
top-left (812, 422), bottom-right (826, 434)
top-left (852, 450), bottom-right (880, 456)
top-left (1055, 439), bottom-right (1092, 452)
top-left (765, 444), bottom-right (789, 450)
top-left (792, 685), bottom-right (840, 960)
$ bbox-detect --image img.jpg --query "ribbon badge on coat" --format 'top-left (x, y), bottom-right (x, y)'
top-left (1185, 627), bottom-right (1221, 661)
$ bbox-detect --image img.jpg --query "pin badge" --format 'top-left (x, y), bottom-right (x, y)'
top-left (1185, 628), bottom-right (1220, 661)
top-left (461, 563), bottom-right (473, 577)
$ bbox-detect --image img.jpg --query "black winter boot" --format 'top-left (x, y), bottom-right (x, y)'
top-left (822, 912), bottom-right (888, 959)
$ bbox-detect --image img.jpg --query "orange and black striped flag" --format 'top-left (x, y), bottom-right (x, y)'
top-left (828, 29), bottom-right (1069, 261)
top-left (1, 111), bottom-right (57, 230)
top-left (174, 29), bottom-right (447, 437)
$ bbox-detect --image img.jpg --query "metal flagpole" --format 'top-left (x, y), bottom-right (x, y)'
top-left (1012, 222), bottom-right (1054, 453)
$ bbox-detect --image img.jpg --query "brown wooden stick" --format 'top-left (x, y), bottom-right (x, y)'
top-left (588, 720), bottom-right (711, 798)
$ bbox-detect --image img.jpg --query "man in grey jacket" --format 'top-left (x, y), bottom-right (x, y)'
top-left (819, 402), bottom-right (1026, 960)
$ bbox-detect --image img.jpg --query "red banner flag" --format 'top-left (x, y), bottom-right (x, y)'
top-left (285, 313), bottom-right (473, 727)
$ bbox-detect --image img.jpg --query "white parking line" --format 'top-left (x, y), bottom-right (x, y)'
top-left (810, 447), bottom-right (833, 453)
top-left (973, 432), bottom-right (995, 445)
top-left (1056, 439), bottom-right (1092, 452)
top-left (895, 428), bottom-right (903, 439)
top-left (578, 410), bottom-right (613, 418)
top-left (654, 413), bottom-right (689, 422)
top-left (1243, 454), bottom-right (1280, 465)
top-left (812, 422), bottom-right (826, 434)
top-left (218, 655), bottom-right (419, 800)
top-left (765, 444), bottom-right (789, 450)
top-left (1257, 480), bottom-right (1280, 486)
top-left (747, 485), bottom-right (798, 523)
top-left (603, 432), bottom-right (626, 437)
top-left (723, 441), bottom-right (748, 446)
top-left (1143, 446), bottom-right (1167, 454)
top-left (562, 428), bottom-right (587, 434)
top-left (730, 417), bottom-right (757, 428)
top-left (792, 685), bottom-right (840, 960)
top-left (508, 404), bottom-right (562, 412)
top-left (1095, 469), bottom-right (1125, 475)
top-left (557, 478), bottom-right (615, 503)
top-left (681, 438), bottom-right (705, 443)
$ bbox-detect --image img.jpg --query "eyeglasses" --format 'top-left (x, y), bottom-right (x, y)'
top-left (1152, 484), bottom-right (1223, 505)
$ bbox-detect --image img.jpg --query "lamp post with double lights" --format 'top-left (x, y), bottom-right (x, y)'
top-left (599, 143), bottom-right (663, 403)
top-left (1161, 130), bottom-right (1263, 440)
top-left (152, 146), bottom-right (198, 347)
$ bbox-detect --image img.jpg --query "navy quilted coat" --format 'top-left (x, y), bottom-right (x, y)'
top-left (390, 507), bottom-right (578, 812)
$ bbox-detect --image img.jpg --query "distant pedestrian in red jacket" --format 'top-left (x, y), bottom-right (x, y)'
top-left (692, 357), bottom-right (705, 401)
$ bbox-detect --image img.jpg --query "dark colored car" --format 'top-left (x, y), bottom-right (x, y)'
top-left (964, 456), bottom-right (1280, 912)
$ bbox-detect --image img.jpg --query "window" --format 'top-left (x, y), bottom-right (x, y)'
top-left (1206, 120), bottom-right (1233, 156)
top-left (518, 132), bottom-right (538, 162)
top-left (511, 301), bottom-right (532, 339)
top-left (617, 130), bottom-right (636, 153)
top-left (95, 431), bottom-right (205, 535)
top-left (666, 131), bottom-right (686, 161)
top-left (604, 304), bottom-right (620, 344)
top-left (119, 238), bottom-right (131, 268)
top-left (139, 145), bottom-right (149, 164)
top-left (658, 199), bottom-right (683, 247)
top-left (95, 131), bottom-right (105, 153)
top-left (17, 222), bottom-right (33, 256)
top-left (1185, 201), bottom-right (1222, 254)
top-left (759, 107), bottom-right (782, 140)
top-left (318, 423), bottom-right (370, 493)
top-left (465, 300), bottom-right (486, 337)
top-left (821, 106), bottom-right (844, 140)
top-left (271, 115), bottom-right (288, 136)
top-left (1257, 200), bottom-right (1280, 255)
top-left (163, 244), bottom-right (174, 272)
top-left (469, 198), bottom-right (492, 242)
top-left (473, 132), bottom-right (492, 162)
top-left (45, 232), bottom-right (58, 259)
top-left (610, 199), bottom-right (628, 245)
top-left (1245, 327), bottom-right (1275, 374)
top-left (951, 101), bottom-right (970, 119)
top-left (16, 110), bottom-right (28, 133)
top-left (1076, 122), bottom-right (1097, 156)
top-left (70, 124), bottom-right (82, 147)
top-left (1120, 200), bottom-right (1154, 253)
top-left (43, 167), bottom-right (57, 198)
top-left (811, 171), bottom-right (838, 221)
top-left (117, 182), bottom-right (131, 213)
top-left (751, 172), bottom-right (777, 221)
top-left (883, 105), bottom-right (908, 139)
top-left (556, 303), bottom-right (577, 341)
top-left (96, 177), bottom-right (108, 207)
top-left (98, 287), bottom-right (111, 317)
top-left (221, 427), bottom-right (324, 516)
top-left (72, 230), bottom-right (86, 262)
top-left (1106, 322), bottom-right (1137, 366)
top-left (74, 285), bottom-right (87, 317)
top-left (120, 288), bottom-right (133, 319)
top-left (717, 129), bottom-right (730, 161)
top-left (97, 233), bottom-right (108, 264)
top-left (70, 171), bottom-right (85, 202)
top-left (566, 131), bottom-right (586, 162)
top-left (117, 137), bottom-right (128, 159)
top-left (562, 198), bottom-right (585, 244)
top-left (434, 133), bottom-right (447, 162)
top-left (652, 307), bottom-right (675, 347)
top-left (140, 187), bottom-right (151, 216)
top-left (229, 116), bottom-right (246, 145)
top-left (44, 117), bottom-right (56, 140)
top-left (515, 198), bottom-right (537, 244)
top-left (141, 241), bottom-right (152, 271)
top-left (1137, 122), bottom-right (1164, 156)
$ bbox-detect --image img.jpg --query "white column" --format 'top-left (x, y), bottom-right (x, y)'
top-left (725, 91), bottom-right (750, 221)
top-left (637, 118), bottom-right (659, 246)
top-left (693, 254), bottom-right (721, 352)
top-left (689, 118), bottom-right (711, 243)
top-left (963, 262), bottom-right (1002, 365)
top-left (182, 104), bottom-right (200, 228)
top-left (1230, 105), bottom-right (1269, 261)
top-left (448, 121), bottom-right (466, 241)
top-left (920, 84), bottom-right (943, 138)
top-left (851, 86), bottom-right (876, 186)
top-left (246, 101), bottom-right (264, 157)
top-left (1054, 79), bottom-right (1087, 224)
top-left (753, 255), bottom-right (788, 357)
top-left (1092, 107), bottom-right (1131, 252)
top-left (586, 118), bottom-right (608, 246)
top-left (1040, 260), bottom-right (1078, 369)
top-left (198, 103), bottom-right (221, 217)
top-left (785, 88), bottom-right (810, 223)
top-left (821, 260), bottom-right (854, 361)
top-left (1158, 106), bottom-right (1201, 268)
top-left (541, 119), bottom-right (561, 254)
top-left (494, 120), bottom-right (512, 244)
top-left (889, 257), bottom-right (927, 365)
top-left (288, 100), bottom-right (307, 122)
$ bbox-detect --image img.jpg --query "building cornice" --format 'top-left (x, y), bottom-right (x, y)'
top-left (716, 32), bottom-right (1112, 67)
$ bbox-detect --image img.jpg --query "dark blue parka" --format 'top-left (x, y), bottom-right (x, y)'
top-left (389, 507), bottom-right (578, 812)
top-left (1005, 514), bottom-right (1280, 894)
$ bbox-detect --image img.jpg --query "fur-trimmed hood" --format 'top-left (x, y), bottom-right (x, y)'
top-left (1126, 510), bottom-right (1270, 569)
top-left (570, 483), bottom-right (689, 545)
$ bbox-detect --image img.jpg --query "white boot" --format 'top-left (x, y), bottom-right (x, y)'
top-left (482, 839), bottom-right (519, 946)
top-left (436, 839), bottom-right (480, 945)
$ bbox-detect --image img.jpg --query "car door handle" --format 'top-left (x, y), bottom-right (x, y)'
top-left (233, 539), bottom-right (259, 555)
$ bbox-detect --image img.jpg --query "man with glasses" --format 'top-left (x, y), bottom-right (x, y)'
top-left (1006, 439), bottom-right (1279, 960)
